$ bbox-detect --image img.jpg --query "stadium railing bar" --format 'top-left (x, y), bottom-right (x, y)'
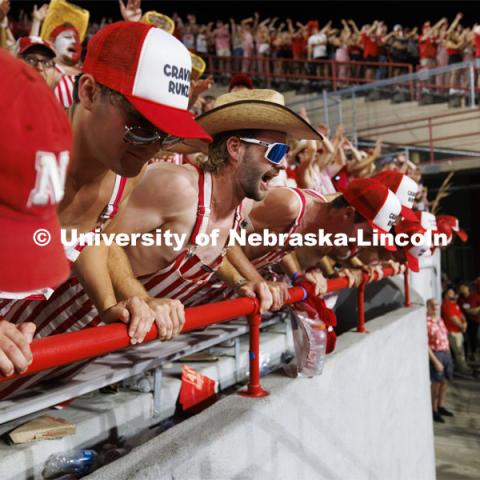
top-left (0, 266), bottom-right (409, 398)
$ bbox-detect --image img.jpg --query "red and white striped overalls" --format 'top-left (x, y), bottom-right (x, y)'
top-left (53, 66), bottom-right (75, 109)
top-left (190, 188), bottom-right (326, 306)
top-left (0, 175), bottom-right (127, 398)
top-left (138, 166), bottom-right (242, 306)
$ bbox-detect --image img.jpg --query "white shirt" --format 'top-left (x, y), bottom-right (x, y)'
top-left (308, 33), bottom-right (327, 59)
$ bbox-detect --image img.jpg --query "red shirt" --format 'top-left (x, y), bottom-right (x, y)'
top-left (291, 37), bottom-right (307, 58)
top-left (474, 34), bottom-right (480, 58)
top-left (459, 292), bottom-right (480, 323)
top-left (361, 32), bottom-right (378, 58)
top-left (441, 298), bottom-right (464, 333)
top-left (419, 35), bottom-right (437, 59)
top-left (427, 316), bottom-right (449, 352)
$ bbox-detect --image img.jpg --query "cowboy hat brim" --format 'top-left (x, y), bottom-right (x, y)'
top-left (167, 100), bottom-right (324, 154)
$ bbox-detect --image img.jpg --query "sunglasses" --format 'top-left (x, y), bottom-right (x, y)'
top-left (123, 125), bottom-right (169, 146)
top-left (23, 55), bottom-right (55, 69)
top-left (239, 137), bottom-right (289, 165)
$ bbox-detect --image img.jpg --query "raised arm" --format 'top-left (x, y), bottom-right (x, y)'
top-left (30, 3), bottom-right (49, 37)
top-left (446, 12), bottom-right (463, 35)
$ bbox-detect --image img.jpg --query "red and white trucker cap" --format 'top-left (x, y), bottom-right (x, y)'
top-left (413, 211), bottom-right (438, 256)
top-left (0, 50), bottom-right (71, 292)
top-left (395, 219), bottom-right (426, 272)
top-left (373, 171), bottom-right (418, 221)
top-left (83, 21), bottom-right (212, 142)
top-left (343, 178), bottom-right (402, 235)
top-left (16, 36), bottom-right (56, 57)
top-left (437, 215), bottom-right (468, 243)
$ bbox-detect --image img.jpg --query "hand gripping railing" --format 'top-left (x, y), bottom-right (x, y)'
top-left (0, 267), bottom-right (410, 396)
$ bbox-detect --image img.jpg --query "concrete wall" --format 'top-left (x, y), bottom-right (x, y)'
top-left (89, 300), bottom-right (435, 480)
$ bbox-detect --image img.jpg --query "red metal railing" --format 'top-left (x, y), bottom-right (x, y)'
top-left (205, 55), bottom-right (413, 92)
top-left (0, 266), bottom-right (409, 397)
top-left (357, 108), bottom-right (480, 163)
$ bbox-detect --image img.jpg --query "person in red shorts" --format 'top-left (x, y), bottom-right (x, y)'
top-left (441, 288), bottom-right (471, 374)
top-left (427, 298), bottom-right (455, 423)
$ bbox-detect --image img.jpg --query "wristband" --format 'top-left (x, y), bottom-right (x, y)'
top-left (291, 271), bottom-right (305, 285)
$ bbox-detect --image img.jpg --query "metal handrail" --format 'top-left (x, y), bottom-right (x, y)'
top-left (0, 266), bottom-right (408, 397)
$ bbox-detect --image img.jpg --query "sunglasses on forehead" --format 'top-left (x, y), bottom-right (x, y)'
top-left (239, 137), bottom-right (289, 165)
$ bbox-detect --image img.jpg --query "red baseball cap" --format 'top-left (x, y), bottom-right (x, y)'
top-left (395, 219), bottom-right (426, 272)
top-left (229, 73), bottom-right (253, 92)
top-left (344, 178), bottom-right (402, 237)
top-left (437, 215), bottom-right (468, 242)
top-left (373, 171), bottom-right (418, 221)
top-left (83, 21), bottom-right (212, 143)
top-left (0, 51), bottom-right (72, 293)
top-left (17, 36), bottom-right (56, 57)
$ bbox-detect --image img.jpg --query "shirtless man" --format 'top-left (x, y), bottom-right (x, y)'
top-left (0, 22), bottom-right (211, 385)
top-left (107, 89), bottom-right (324, 310)
top-left (215, 177), bottom-right (403, 305)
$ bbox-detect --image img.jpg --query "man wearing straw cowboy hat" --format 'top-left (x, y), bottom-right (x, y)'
top-left (104, 88), bottom-right (324, 311)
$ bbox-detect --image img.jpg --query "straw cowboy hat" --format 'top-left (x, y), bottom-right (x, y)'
top-left (171, 89), bottom-right (323, 154)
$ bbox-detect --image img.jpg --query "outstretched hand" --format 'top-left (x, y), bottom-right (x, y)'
top-left (118, 0), bottom-right (142, 22)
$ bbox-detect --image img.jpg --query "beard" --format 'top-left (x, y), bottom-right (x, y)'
top-left (238, 161), bottom-right (278, 201)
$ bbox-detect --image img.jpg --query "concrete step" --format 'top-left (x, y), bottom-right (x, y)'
top-left (434, 371), bottom-right (480, 480)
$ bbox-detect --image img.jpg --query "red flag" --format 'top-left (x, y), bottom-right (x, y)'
top-left (179, 365), bottom-right (217, 411)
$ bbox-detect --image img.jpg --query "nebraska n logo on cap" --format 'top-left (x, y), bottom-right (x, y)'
top-left (28, 151), bottom-right (69, 206)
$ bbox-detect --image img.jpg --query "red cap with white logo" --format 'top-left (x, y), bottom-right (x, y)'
top-left (0, 51), bottom-right (71, 292)
top-left (395, 219), bottom-right (426, 272)
top-left (437, 215), bottom-right (468, 243)
top-left (344, 178), bottom-right (402, 237)
top-left (83, 21), bottom-right (212, 142)
top-left (16, 35), bottom-right (57, 57)
top-left (373, 171), bottom-right (418, 221)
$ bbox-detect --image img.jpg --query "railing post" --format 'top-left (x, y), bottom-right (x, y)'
top-left (356, 273), bottom-right (368, 333)
top-left (428, 117), bottom-right (434, 164)
top-left (240, 301), bottom-right (269, 398)
top-left (352, 90), bottom-right (358, 147)
top-left (469, 61), bottom-right (476, 108)
top-left (322, 89), bottom-right (329, 131)
top-left (403, 268), bottom-right (411, 307)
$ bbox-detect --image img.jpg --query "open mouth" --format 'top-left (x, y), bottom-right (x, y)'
top-left (260, 170), bottom-right (278, 189)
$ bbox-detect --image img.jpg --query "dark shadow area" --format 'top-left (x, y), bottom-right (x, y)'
top-left (334, 278), bottom-right (405, 334)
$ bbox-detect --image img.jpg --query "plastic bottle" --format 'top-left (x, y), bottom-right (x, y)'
top-left (301, 319), bottom-right (327, 377)
top-left (42, 449), bottom-right (99, 479)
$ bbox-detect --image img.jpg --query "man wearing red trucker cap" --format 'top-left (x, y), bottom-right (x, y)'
top-left (0, 22), bottom-right (212, 388)
top-left (436, 215), bottom-right (468, 244)
top-left (191, 178), bottom-right (402, 308)
top-left (16, 36), bottom-right (60, 89)
top-left (0, 51), bottom-right (71, 377)
top-left (373, 170), bottom-right (419, 221)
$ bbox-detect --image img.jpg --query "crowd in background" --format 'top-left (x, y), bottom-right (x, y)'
top-left (2, 1), bottom-right (480, 91)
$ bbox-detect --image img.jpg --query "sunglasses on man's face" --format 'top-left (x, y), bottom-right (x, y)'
top-left (116, 97), bottom-right (169, 146)
top-left (239, 137), bottom-right (289, 165)
top-left (123, 125), bottom-right (169, 146)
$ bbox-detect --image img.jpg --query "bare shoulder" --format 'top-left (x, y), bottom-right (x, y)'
top-left (251, 187), bottom-right (300, 227)
top-left (265, 187), bottom-right (301, 217)
top-left (137, 163), bottom-right (199, 204)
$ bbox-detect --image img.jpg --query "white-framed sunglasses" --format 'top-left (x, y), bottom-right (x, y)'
top-left (239, 137), bottom-right (289, 165)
